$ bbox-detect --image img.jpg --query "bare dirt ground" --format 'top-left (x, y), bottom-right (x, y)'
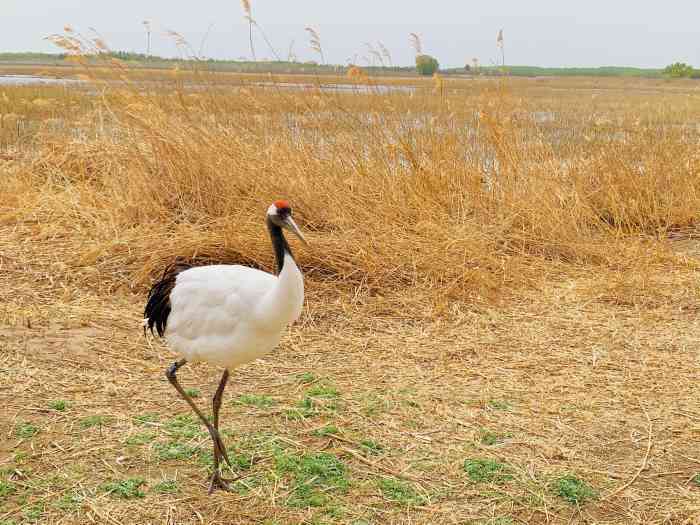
top-left (1, 229), bottom-right (698, 524)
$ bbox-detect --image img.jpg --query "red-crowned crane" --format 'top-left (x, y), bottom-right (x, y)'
top-left (144, 200), bottom-right (307, 493)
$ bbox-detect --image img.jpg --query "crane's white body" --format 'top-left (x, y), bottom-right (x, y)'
top-left (165, 253), bottom-right (303, 369)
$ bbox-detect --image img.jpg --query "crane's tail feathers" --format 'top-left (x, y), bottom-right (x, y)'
top-left (144, 262), bottom-right (191, 338)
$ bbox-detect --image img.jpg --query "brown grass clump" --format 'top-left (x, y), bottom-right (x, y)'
top-left (1, 63), bottom-right (699, 524)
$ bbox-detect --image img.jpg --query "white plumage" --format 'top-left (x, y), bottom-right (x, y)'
top-left (144, 200), bottom-right (307, 493)
top-left (166, 254), bottom-right (303, 368)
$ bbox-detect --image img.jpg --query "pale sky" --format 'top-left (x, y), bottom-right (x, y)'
top-left (2, 1), bottom-right (698, 68)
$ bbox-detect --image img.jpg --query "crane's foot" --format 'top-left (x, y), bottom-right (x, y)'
top-left (207, 470), bottom-right (243, 495)
top-left (207, 470), bottom-right (233, 494)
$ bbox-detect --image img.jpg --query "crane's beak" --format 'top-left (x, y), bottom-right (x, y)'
top-left (284, 216), bottom-right (309, 246)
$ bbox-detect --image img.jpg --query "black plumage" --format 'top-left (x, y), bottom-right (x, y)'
top-left (144, 262), bottom-right (191, 337)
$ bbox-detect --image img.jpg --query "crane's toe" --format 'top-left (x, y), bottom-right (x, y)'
top-left (207, 470), bottom-right (243, 495)
top-left (207, 471), bottom-right (233, 494)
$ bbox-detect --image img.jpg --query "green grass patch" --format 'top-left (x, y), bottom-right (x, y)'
top-left (230, 474), bottom-right (263, 495)
top-left (153, 441), bottom-right (199, 461)
top-left (377, 477), bottom-right (426, 506)
top-left (100, 478), bottom-right (146, 499)
top-left (463, 459), bottom-right (513, 484)
top-left (79, 415), bottom-right (108, 429)
top-left (152, 479), bottom-right (179, 494)
top-left (360, 440), bottom-right (384, 455)
top-left (125, 431), bottom-right (157, 446)
top-left (235, 394), bottom-right (276, 408)
top-left (359, 393), bottom-right (390, 417)
top-left (306, 383), bottom-right (339, 399)
top-left (52, 491), bottom-right (82, 511)
top-left (23, 504), bottom-right (43, 522)
top-left (274, 450), bottom-right (349, 508)
top-left (48, 400), bottom-right (68, 411)
top-left (487, 400), bottom-right (512, 411)
top-left (297, 372), bottom-right (316, 384)
top-left (184, 388), bottom-right (200, 398)
top-left (14, 422), bottom-right (39, 439)
top-left (554, 475), bottom-right (597, 504)
top-left (133, 413), bottom-right (159, 425)
top-left (287, 383), bottom-right (341, 420)
top-left (312, 425), bottom-right (339, 437)
top-left (164, 414), bottom-right (203, 439)
top-left (286, 397), bottom-right (318, 420)
top-left (479, 429), bottom-right (511, 446)
top-left (0, 480), bottom-right (16, 499)
top-left (692, 473), bottom-right (700, 487)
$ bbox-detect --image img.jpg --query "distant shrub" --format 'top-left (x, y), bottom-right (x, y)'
top-left (415, 54), bottom-right (439, 76)
top-left (663, 62), bottom-right (695, 78)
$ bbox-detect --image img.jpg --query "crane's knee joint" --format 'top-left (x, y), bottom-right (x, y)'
top-left (165, 360), bottom-right (185, 380)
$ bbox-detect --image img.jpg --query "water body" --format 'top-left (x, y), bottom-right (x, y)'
top-left (0, 75), bottom-right (83, 86)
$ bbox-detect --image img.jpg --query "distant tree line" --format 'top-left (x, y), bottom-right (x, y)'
top-left (2, 51), bottom-right (698, 80)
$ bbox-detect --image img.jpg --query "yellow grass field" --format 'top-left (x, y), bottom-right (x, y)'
top-left (1, 64), bottom-right (699, 524)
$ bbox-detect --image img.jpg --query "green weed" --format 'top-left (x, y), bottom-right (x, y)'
top-left (153, 441), bottom-right (199, 461)
top-left (297, 372), bottom-right (316, 384)
top-left (23, 504), bottom-right (43, 522)
top-left (184, 388), bottom-right (200, 398)
top-left (164, 414), bottom-right (203, 439)
top-left (377, 477), bottom-right (426, 506)
top-left (0, 480), bottom-right (16, 498)
top-left (53, 492), bottom-right (82, 511)
top-left (360, 439), bottom-right (384, 455)
top-left (48, 400), bottom-right (68, 411)
top-left (306, 383), bottom-right (339, 399)
top-left (14, 422), bottom-right (39, 439)
top-left (554, 475), bottom-right (597, 504)
top-left (133, 413), bottom-right (159, 425)
top-left (479, 429), bottom-right (510, 446)
top-left (286, 397), bottom-right (317, 420)
top-left (487, 400), bottom-right (512, 411)
top-left (100, 478), bottom-right (146, 499)
top-left (312, 425), bottom-right (339, 437)
top-left (463, 459), bottom-right (513, 484)
top-left (275, 450), bottom-right (349, 507)
top-left (79, 415), bottom-right (107, 429)
top-left (359, 393), bottom-right (389, 417)
top-left (125, 431), bottom-right (156, 446)
top-left (152, 479), bottom-right (179, 494)
top-left (235, 394), bottom-right (276, 408)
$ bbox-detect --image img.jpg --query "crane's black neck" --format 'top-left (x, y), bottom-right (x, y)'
top-left (267, 216), bottom-right (294, 274)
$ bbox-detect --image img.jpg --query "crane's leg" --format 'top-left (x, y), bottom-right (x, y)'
top-left (165, 359), bottom-right (233, 493)
top-left (208, 369), bottom-right (237, 493)
top-left (212, 369), bottom-right (231, 463)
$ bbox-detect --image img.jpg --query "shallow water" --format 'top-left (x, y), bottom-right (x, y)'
top-left (0, 75), bottom-right (83, 86)
top-left (253, 81), bottom-right (415, 94)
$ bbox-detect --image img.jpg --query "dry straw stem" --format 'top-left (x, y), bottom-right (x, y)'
top-left (602, 403), bottom-right (653, 501)
top-left (1, 59), bottom-right (699, 523)
top-left (409, 32), bottom-right (422, 55)
top-left (305, 26), bottom-right (325, 64)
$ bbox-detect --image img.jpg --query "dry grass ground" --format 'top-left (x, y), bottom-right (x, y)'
top-left (1, 64), bottom-right (700, 524)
